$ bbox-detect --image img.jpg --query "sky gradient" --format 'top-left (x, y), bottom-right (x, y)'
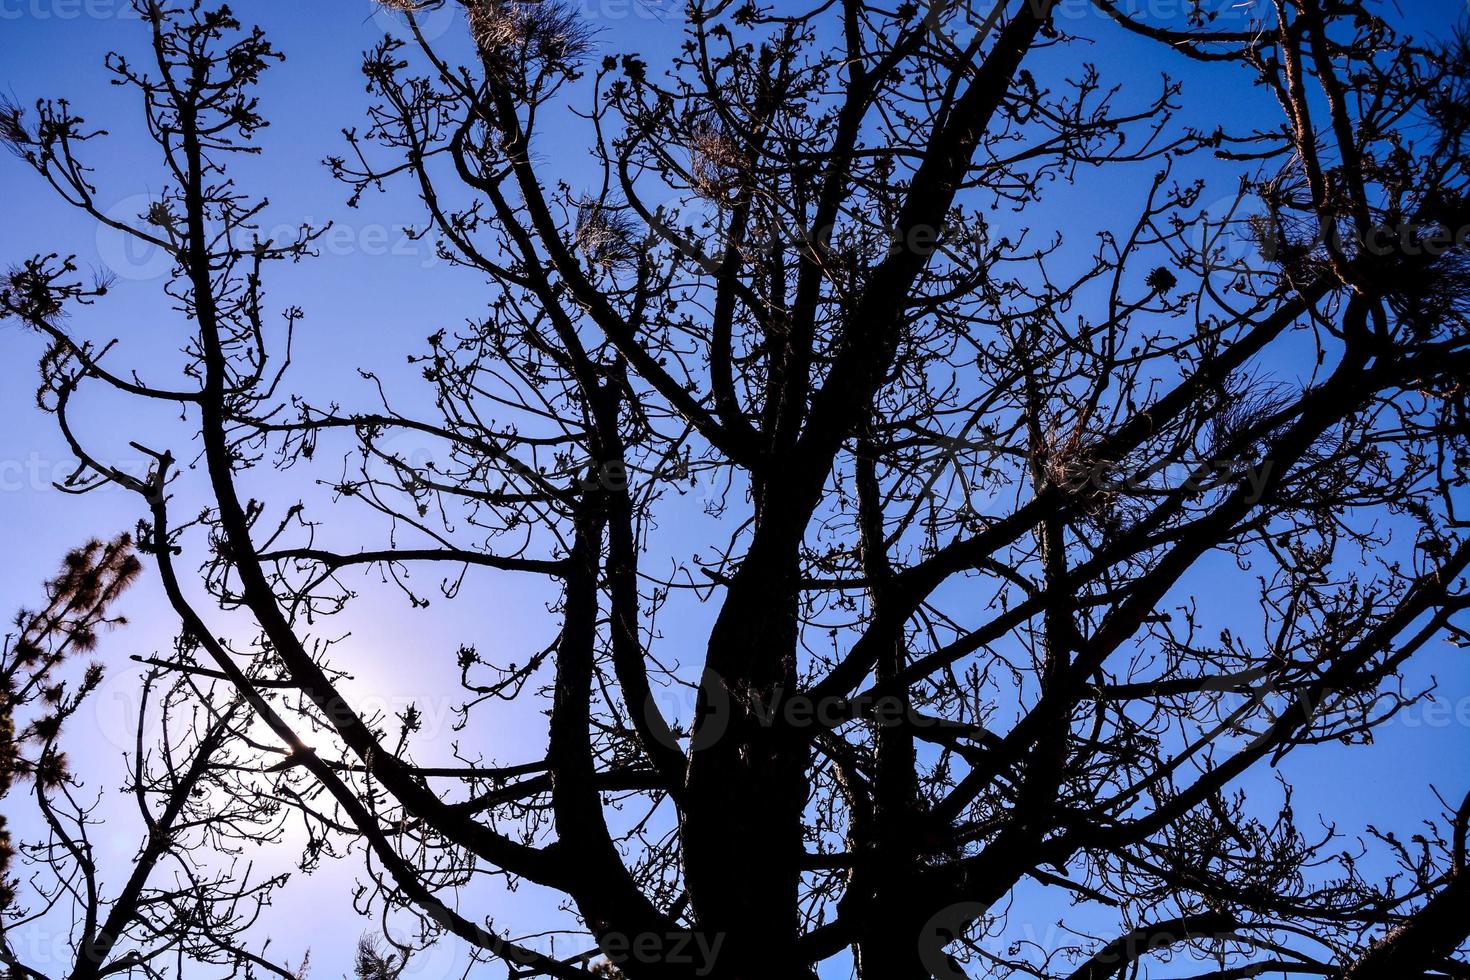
top-left (3, 1), bottom-right (1469, 976)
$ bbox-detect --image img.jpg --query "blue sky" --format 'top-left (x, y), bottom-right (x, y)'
top-left (2, 1), bottom-right (1469, 977)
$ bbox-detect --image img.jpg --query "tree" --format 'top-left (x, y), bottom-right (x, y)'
top-left (2, 537), bottom-right (139, 919)
top-left (2, 0), bottom-right (1469, 978)
top-left (0, 537), bottom-right (310, 979)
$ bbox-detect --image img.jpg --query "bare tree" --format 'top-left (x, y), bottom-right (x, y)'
top-left (2, 0), bottom-right (1469, 978)
top-left (0, 537), bottom-right (306, 978)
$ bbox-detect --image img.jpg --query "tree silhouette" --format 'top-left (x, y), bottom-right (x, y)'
top-left (353, 933), bottom-right (403, 980)
top-left (2, 537), bottom-right (139, 914)
top-left (2, 1), bottom-right (1469, 978)
top-left (0, 539), bottom-right (316, 977)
